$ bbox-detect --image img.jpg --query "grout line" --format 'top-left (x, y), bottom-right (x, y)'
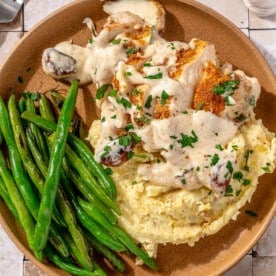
top-left (249, 28), bottom-right (276, 31)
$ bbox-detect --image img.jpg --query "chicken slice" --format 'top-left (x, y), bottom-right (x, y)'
top-left (103, 0), bottom-right (165, 31)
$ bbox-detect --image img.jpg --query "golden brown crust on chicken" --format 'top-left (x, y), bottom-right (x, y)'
top-left (152, 97), bottom-right (172, 119)
top-left (169, 40), bottom-right (208, 80)
top-left (193, 61), bottom-right (230, 115)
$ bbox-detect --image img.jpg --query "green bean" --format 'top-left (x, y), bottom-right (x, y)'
top-left (85, 231), bottom-right (125, 272)
top-left (57, 140), bottom-right (120, 215)
top-left (57, 187), bottom-right (93, 270)
top-left (44, 245), bottom-right (100, 276)
top-left (50, 90), bottom-right (65, 109)
top-left (0, 97), bottom-right (39, 220)
top-left (0, 128), bottom-right (2, 146)
top-left (18, 97), bottom-right (26, 114)
top-left (8, 95), bottom-right (66, 228)
top-left (0, 175), bottom-right (19, 221)
top-left (91, 262), bottom-right (106, 276)
top-left (62, 158), bottom-right (117, 225)
top-left (27, 129), bottom-right (92, 262)
top-left (39, 94), bottom-right (56, 123)
top-left (25, 98), bottom-right (49, 164)
top-left (60, 170), bottom-right (126, 253)
top-left (79, 198), bottom-right (158, 271)
top-left (0, 150), bottom-right (35, 254)
top-left (33, 79), bottom-right (79, 252)
top-left (62, 231), bottom-right (92, 270)
top-left (20, 111), bottom-right (117, 199)
top-left (67, 135), bottom-right (117, 199)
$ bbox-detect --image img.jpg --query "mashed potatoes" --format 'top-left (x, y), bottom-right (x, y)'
top-left (89, 119), bottom-right (275, 257)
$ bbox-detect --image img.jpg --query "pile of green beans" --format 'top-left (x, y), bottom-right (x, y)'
top-left (0, 82), bottom-right (158, 275)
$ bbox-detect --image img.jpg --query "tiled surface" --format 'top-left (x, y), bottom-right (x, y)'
top-left (0, 1), bottom-right (275, 275)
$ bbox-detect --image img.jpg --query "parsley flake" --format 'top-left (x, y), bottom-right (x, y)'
top-left (210, 153), bottom-right (219, 166)
top-left (96, 84), bottom-right (110, 100)
top-left (144, 95), bottom-right (153, 109)
top-left (144, 72), bottom-right (163, 79)
top-left (178, 130), bottom-right (198, 148)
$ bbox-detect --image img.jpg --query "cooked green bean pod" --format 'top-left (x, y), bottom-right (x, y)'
top-left (33, 79), bottom-right (79, 252)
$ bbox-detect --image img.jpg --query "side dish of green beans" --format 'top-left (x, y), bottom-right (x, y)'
top-left (0, 82), bottom-right (158, 275)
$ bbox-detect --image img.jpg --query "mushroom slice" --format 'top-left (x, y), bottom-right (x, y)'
top-left (42, 47), bottom-right (77, 79)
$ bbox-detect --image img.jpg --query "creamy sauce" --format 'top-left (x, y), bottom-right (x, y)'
top-left (42, 3), bottom-right (261, 197)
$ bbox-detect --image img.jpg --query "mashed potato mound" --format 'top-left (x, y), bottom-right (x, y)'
top-left (89, 119), bottom-right (275, 257)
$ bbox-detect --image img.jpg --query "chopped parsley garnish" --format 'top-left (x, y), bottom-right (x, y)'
top-left (215, 144), bottom-right (224, 151)
top-left (226, 160), bottom-right (233, 174)
top-left (168, 42), bottom-right (176, 50)
top-left (127, 151), bottom-right (134, 160)
top-left (125, 71), bottom-right (132, 76)
top-left (177, 130), bottom-right (198, 148)
top-left (160, 90), bottom-right (169, 105)
top-left (196, 166), bottom-right (200, 172)
top-left (245, 210), bottom-right (257, 217)
top-left (117, 97), bottom-right (132, 109)
top-left (136, 115), bottom-right (151, 124)
top-left (144, 62), bottom-right (152, 67)
top-left (233, 171), bottom-right (243, 181)
top-left (111, 38), bottom-right (121, 45)
top-left (213, 80), bottom-right (240, 95)
top-left (119, 135), bottom-right (132, 147)
top-left (235, 113), bottom-right (246, 121)
top-left (242, 179), bottom-right (251, 186)
top-left (131, 89), bottom-right (140, 95)
top-left (182, 110), bottom-right (188, 114)
top-left (126, 47), bottom-right (138, 55)
top-left (104, 168), bottom-right (113, 175)
top-left (249, 95), bottom-right (256, 106)
top-left (124, 124), bottom-right (134, 131)
top-left (110, 114), bottom-right (116, 119)
top-left (88, 38), bottom-right (93, 44)
top-left (136, 105), bottom-right (142, 110)
top-left (144, 72), bottom-right (163, 79)
top-left (243, 149), bottom-right (253, 170)
top-left (101, 117), bottom-right (105, 122)
top-left (132, 133), bottom-right (141, 143)
top-left (181, 178), bottom-right (186, 185)
top-left (210, 153), bottom-right (219, 166)
top-left (225, 185), bottom-right (233, 196)
top-left (262, 163), bottom-right (271, 173)
top-left (96, 84), bottom-right (110, 100)
top-left (195, 102), bottom-right (204, 111)
top-left (101, 146), bottom-right (111, 158)
top-left (236, 190), bottom-right (241, 196)
top-left (108, 89), bottom-right (118, 97)
top-left (144, 95), bottom-right (153, 109)
top-left (232, 145), bottom-right (238, 151)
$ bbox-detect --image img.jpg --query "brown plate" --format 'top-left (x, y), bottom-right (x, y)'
top-left (0, 0), bottom-right (275, 275)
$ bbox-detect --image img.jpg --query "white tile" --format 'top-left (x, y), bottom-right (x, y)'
top-left (196, 0), bottom-right (249, 28)
top-left (240, 28), bottom-right (250, 36)
top-left (255, 217), bottom-right (276, 257)
top-left (250, 30), bottom-right (276, 74)
top-left (224, 255), bottom-right (252, 276)
top-left (253, 256), bottom-right (276, 276)
top-left (0, 259), bottom-right (23, 276)
top-left (0, 225), bottom-right (23, 260)
top-left (24, 0), bottom-right (74, 31)
top-left (0, 32), bottom-right (23, 64)
top-left (249, 10), bottom-right (276, 29)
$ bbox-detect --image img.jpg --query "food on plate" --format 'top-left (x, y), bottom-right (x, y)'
top-left (42, 0), bottom-right (275, 259)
